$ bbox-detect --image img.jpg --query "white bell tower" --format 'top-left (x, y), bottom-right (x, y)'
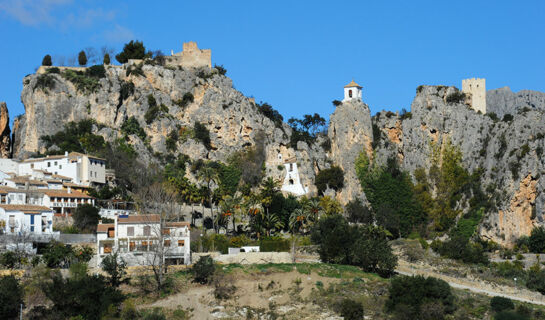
top-left (343, 80), bottom-right (363, 102)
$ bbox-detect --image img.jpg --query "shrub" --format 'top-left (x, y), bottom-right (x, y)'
top-left (145, 95), bottom-right (159, 124)
top-left (115, 40), bottom-right (150, 63)
top-left (100, 252), bottom-right (127, 287)
top-left (431, 236), bottom-right (489, 265)
top-left (526, 269), bottom-right (545, 294)
top-left (126, 63), bottom-right (144, 77)
top-left (386, 275), bottom-right (455, 319)
top-left (332, 100), bottom-right (342, 106)
top-left (193, 121), bottom-right (211, 149)
top-left (0, 275), bottom-right (23, 319)
top-left (320, 138), bottom-right (331, 152)
top-left (339, 298), bottom-right (363, 320)
top-left (315, 166), bottom-right (344, 194)
top-left (529, 227), bottom-right (545, 253)
top-left (192, 256), bottom-right (215, 284)
top-left (494, 311), bottom-right (530, 320)
top-left (214, 64), bottom-right (227, 75)
top-left (257, 102), bottom-right (283, 127)
top-left (213, 273), bottom-right (236, 300)
top-left (446, 91), bottom-right (465, 104)
top-left (62, 69), bottom-right (101, 93)
top-left (174, 92), bottom-right (194, 109)
top-left (120, 81), bottom-right (135, 100)
top-left (72, 204), bottom-right (100, 232)
top-left (490, 296), bottom-right (515, 313)
top-left (488, 112), bottom-right (499, 122)
top-left (42, 54), bottom-right (52, 66)
top-left (103, 53), bottom-right (110, 65)
top-left (121, 116), bottom-right (147, 140)
top-left (0, 251), bottom-right (19, 269)
top-left (345, 198), bottom-right (373, 224)
top-left (34, 74), bottom-right (56, 91)
top-left (259, 236), bottom-right (291, 252)
top-left (42, 271), bottom-right (124, 319)
top-left (503, 114), bottom-right (514, 122)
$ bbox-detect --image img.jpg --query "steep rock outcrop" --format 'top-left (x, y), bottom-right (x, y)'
top-left (328, 100), bottom-right (373, 204)
top-left (0, 102), bottom-right (10, 158)
top-left (374, 85), bottom-right (545, 246)
top-left (487, 87), bottom-right (545, 117)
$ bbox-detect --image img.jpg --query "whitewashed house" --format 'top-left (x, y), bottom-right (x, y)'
top-left (0, 204), bottom-right (56, 236)
top-left (96, 214), bottom-right (191, 266)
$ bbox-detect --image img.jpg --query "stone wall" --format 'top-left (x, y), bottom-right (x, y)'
top-left (462, 78), bottom-right (486, 114)
top-left (169, 41), bottom-right (211, 69)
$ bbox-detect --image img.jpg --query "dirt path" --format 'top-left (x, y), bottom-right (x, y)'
top-left (396, 261), bottom-right (545, 306)
top-left (147, 286), bottom-right (215, 319)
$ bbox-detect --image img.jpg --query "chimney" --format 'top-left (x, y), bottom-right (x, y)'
top-left (64, 151), bottom-right (68, 157)
top-left (67, 186), bottom-right (71, 194)
top-left (98, 220), bottom-right (102, 224)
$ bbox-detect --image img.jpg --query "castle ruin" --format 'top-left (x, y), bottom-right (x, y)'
top-left (462, 78), bottom-right (486, 114)
top-left (168, 41), bottom-right (211, 69)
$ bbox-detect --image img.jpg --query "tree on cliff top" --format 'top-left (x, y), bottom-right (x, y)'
top-left (78, 50), bottom-right (87, 66)
top-left (115, 40), bottom-right (151, 63)
top-left (42, 54), bottom-right (52, 66)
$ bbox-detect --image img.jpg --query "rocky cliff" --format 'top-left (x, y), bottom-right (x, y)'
top-left (11, 61), bottom-right (545, 246)
top-left (0, 102), bottom-right (10, 158)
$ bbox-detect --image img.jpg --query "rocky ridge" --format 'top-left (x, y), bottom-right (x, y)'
top-left (9, 61), bottom-right (545, 246)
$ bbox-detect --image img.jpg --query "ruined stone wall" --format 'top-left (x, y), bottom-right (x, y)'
top-left (169, 41), bottom-right (211, 68)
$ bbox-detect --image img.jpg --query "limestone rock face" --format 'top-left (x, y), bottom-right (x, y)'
top-left (0, 102), bottom-right (10, 158)
top-left (374, 85), bottom-right (545, 246)
top-left (328, 100), bottom-right (373, 204)
top-left (12, 64), bottom-right (328, 197)
top-left (487, 87), bottom-right (545, 118)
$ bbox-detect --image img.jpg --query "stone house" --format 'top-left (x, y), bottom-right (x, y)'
top-left (96, 214), bottom-right (191, 266)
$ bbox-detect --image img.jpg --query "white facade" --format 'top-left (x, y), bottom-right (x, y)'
top-left (0, 187), bottom-right (94, 215)
top-left (18, 152), bottom-right (106, 186)
top-left (343, 80), bottom-right (363, 102)
top-left (280, 161), bottom-right (308, 196)
top-left (0, 159), bottom-right (19, 175)
top-left (96, 215), bottom-right (191, 266)
top-left (0, 205), bottom-right (56, 236)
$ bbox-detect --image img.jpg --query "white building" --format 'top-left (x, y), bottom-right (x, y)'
top-left (343, 79), bottom-right (363, 102)
top-left (96, 214), bottom-right (191, 266)
top-left (18, 152), bottom-right (106, 186)
top-left (280, 157), bottom-right (308, 196)
top-left (0, 204), bottom-right (56, 236)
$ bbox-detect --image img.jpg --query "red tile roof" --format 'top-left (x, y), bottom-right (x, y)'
top-left (97, 223), bottom-right (115, 233)
top-left (118, 214), bottom-right (160, 224)
top-left (0, 204), bottom-right (52, 214)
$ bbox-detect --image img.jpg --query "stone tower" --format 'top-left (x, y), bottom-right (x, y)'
top-left (462, 78), bottom-right (486, 114)
top-left (343, 80), bottom-right (363, 102)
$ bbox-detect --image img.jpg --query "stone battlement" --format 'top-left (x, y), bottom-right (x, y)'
top-left (168, 41), bottom-right (211, 69)
top-left (462, 78), bottom-right (486, 114)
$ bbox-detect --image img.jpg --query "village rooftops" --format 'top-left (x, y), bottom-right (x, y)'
top-left (52, 174), bottom-right (73, 180)
top-left (166, 221), bottom-right (191, 228)
top-left (39, 189), bottom-right (93, 199)
top-left (21, 152), bottom-right (105, 163)
top-left (0, 204), bottom-right (53, 213)
top-left (344, 80), bottom-right (363, 88)
top-left (0, 186), bottom-right (22, 194)
top-left (63, 182), bottom-right (90, 188)
top-left (118, 214), bottom-right (160, 224)
top-left (6, 178), bottom-right (48, 186)
top-left (97, 223), bottom-right (115, 233)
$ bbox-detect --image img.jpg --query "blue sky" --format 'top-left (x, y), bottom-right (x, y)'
top-left (1, 1), bottom-right (544, 124)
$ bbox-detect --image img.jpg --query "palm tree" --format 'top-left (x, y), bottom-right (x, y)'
top-left (259, 177), bottom-right (281, 236)
top-left (197, 165), bottom-right (220, 232)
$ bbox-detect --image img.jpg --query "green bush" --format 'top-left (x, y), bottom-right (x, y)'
top-left (345, 198), bottom-right (373, 224)
top-left (446, 91), bottom-right (465, 103)
top-left (339, 298), bottom-right (364, 320)
top-left (192, 256), bottom-right (215, 284)
top-left (62, 69), bottom-right (101, 93)
top-left (257, 102), bottom-right (283, 127)
top-left (115, 40), bottom-right (151, 63)
top-left (145, 95), bottom-right (159, 124)
top-left (103, 53), bottom-right (110, 65)
top-left (34, 74), bottom-right (56, 91)
top-left (40, 119), bottom-right (106, 155)
top-left (332, 100), bottom-right (342, 106)
top-left (503, 114), bottom-right (514, 122)
top-left (494, 311), bottom-right (530, 320)
top-left (214, 64), bottom-right (227, 75)
top-left (126, 63), bottom-right (144, 77)
top-left (120, 81), bottom-right (135, 100)
top-left (72, 204), bottom-right (100, 232)
top-left (0, 275), bottom-right (23, 319)
top-left (529, 227), bottom-right (545, 253)
top-left (431, 236), bottom-right (489, 265)
top-left (526, 269), bottom-right (545, 294)
top-left (315, 166), bottom-right (344, 194)
top-left (386, 275), bottom-right (455, 319)
top-left (259, 236), bottom-right (291, 252)
top-left (121, 116), bottom-right (147, 140)
top-left (490, 296), bottom-right (515, 313)
top-left (193, 121), bottom-right (211, 149)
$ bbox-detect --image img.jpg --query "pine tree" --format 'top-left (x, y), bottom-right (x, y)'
top-left (78, 50), bottom-right (87, 66)
top-left (42, 54), bottom-right (52, 66)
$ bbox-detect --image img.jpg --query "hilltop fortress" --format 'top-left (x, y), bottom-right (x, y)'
top-left (462, 78), bottom-right (486, 114)
top-left (168, 41), bottom-right (212, 69)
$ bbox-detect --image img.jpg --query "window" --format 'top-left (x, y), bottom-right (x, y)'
top-left (54, 161), bottom-right (57, 165)
top-left (90, 171), bottom-right (92, 177)
top-left (129, 241), bottom-right (135, 251)
top-left (127, 226), bottom-right (134, 236)
top-left (48, 162), bottom-right (51, 167)
top-left (178, 240), bottom-right (185, 247)
top-left (289, 179), bottom-right (294, 185)
top-left (349, 90), bottom-right (353, 98)
top-left (164, 240), bottom-right (171, 247)
top-left (289, 163), bottom-right (293, 172)
top-left (143, 226), bottom-right (151, 236)
top-left (59, 165), bottom-right (62, 169)
top-left (162, 228), bottom-right (170, 235)
top-left (30, 164), bottom-right (34, 169)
